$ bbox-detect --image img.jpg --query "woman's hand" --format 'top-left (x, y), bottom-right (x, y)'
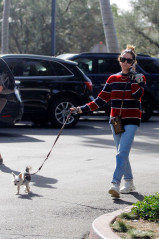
top-left (69, 106), bottom-right (82, 114)
top-left (135, 74), bottom-right (143, 83)
top-left (0, 85), bottom-right (3, 92)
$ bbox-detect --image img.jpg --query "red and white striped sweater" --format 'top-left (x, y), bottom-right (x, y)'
top-left (81, 72), bottom-right (146, 126)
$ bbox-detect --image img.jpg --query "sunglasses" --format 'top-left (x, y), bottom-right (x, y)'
top-left (120, 57), bottom-right (133, 64)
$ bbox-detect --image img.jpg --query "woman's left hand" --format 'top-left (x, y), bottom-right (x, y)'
top-left (135, 74), bottom-right (143, 83)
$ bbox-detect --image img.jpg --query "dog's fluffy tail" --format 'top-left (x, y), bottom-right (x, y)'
top-left (25, 166), bottom-right (32, 173)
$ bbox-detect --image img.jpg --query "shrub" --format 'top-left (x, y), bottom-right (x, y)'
top-left (131, 193), bottom-right (159, 221)
top-left (119, 212), bottom-right (138, 220)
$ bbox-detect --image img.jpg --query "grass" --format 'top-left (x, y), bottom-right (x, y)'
top-left (85, 194), bottom-right (159, 239)
top-left (112, 219), bottom-right (132, 233)
top-left (128, 229), bottom-right (154, 239)
top-left (112, 194), bottom-right (159, 238)
top-left (111, 212), bottom-right (159, 238)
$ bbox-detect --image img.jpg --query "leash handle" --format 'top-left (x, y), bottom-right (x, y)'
top-left (31, 111), bottom-right (72, 175)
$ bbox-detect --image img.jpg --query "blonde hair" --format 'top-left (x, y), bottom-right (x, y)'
top-left (126, 45), bottom-right (135, 52)
top-left (121, 44), bottom-right (136, 61)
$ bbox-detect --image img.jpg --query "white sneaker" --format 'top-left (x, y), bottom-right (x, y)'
top-left (120, 180), bottom-right (136, 194)
top-left (108, 183), bottom-right (120, 198)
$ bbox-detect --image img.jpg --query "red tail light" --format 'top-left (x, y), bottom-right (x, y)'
top-left (1, 115), bottom-right (11, 118)
top-left (85, 81), bottom-right (93, 91)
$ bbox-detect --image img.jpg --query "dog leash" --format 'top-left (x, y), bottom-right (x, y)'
top-left (31, 110), bottom-right (72, 175)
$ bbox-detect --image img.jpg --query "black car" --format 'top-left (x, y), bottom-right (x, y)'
top-left (1, 54), bottom-right (93, 128)
top-left (57, 52), bottom-right (159, 121)
top-left (0, 58), bottom-right (23, 127)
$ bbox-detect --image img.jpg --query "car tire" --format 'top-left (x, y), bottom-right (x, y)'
top-left (141, 95), bottom-right (153, 122)
top-left (50, 97), bottom-right (79, 128)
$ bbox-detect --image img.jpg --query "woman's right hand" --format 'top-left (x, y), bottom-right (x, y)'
top-left (0, 85), bottom-right (3, 93)
top-left (69, 106), bottom-right (82, 114)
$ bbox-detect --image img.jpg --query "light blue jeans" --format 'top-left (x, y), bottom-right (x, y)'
top-left (110, 124), bottom-right (138, 185)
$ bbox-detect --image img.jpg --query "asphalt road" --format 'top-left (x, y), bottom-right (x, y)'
top-left (0, 115), bottom-right (159, 239)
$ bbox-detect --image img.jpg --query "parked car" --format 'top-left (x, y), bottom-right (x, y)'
top-left (57, 52), bottom-right (159, 121)
top-left (0, 58), bottom-right (23, 127)
top-left (1, 54), bottom-right (93, 128)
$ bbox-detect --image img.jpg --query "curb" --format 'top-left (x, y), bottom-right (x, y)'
top-left (89, 206), bottom-right (132, 239)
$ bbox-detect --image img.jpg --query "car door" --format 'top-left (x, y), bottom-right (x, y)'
top-left (136, 57), bottom-right (159, 108)
top-left (4, 57), bottom-right (76, 116)
top-left (72, 56), bottom-right (121, 97)
top-left (91, 57), bottom-right (121, 97)
top-left (4, 57), bottom-right (54, 114)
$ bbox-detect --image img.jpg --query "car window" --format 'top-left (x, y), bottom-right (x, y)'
top-left (137, 58), bottom-right (159, 73)
top-left (22, 59), bottom-right (54, 76)
top-left (73, 58), bottom-right (93, 74)
top-left (50, 61), bottom-right (73, 76)
top-left (5, 58), bottom-right (54, 76)
top-left (62, 63), bottom-right (81, 78)
top-left (97, 58), bottom-right (121, 74)
top-left (4, 58), bottom-right (23, 76)
top-left (73, 57), bottom-right (121, 74)
top-left (6, 58), bottom-right (73, 77)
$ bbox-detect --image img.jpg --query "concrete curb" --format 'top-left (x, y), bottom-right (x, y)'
top-left (89, 206), bottom-right (132, 239)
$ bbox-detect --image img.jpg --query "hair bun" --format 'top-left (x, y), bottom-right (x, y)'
top-left (126, 45), bottom-right (135, 52)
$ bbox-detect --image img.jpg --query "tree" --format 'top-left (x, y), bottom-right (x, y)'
top-left (1, 0), bottom-right (11, 53)
top-left (56, 0), bottom-right (105, 54)
top-left (99, 0), bottom-right (120, 53)
top-left (8, 0), bottom-right (52, 54)
top-left (1, 0), bottom-right (158, 56)
top-left (112, 0), bottom-right (159, 56)
top-left (7, 0), bottom-right (105, 55)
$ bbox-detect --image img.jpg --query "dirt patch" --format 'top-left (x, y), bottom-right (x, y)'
top-left (112, 217), bottom-right (159, 238)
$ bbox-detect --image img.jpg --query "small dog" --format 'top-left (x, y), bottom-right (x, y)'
top-left (12, 167), bottom-right (31, 195)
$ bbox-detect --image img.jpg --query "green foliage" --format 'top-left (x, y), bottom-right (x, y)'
top-left (8, 0), bottom-right (52, 54)
top-left (0, 0), bottom-right (159, 56)
top-left (0, 0), bottom-right (104, 55)
top-left (56, 0), bottom-right (104, 54)
top-left (112, 220), bottom-right (130, 232)
top-left (113, 0), bottom-right (159, 55)
top-left (119, 212), bottom-right (139, 220)
top-left (0, 0), bottom-right (3, 10)
top-left (131, 193), bottom-right (159, 221)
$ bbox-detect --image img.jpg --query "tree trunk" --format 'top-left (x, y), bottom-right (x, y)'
top-left (1, 0), bottom-right (11, 54)
top-left (99, 0), bottom-right (120, 53)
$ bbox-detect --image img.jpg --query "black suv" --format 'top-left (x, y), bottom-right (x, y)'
top-left (58, 52), bottom-right (159, 121)
top-left (1, 54), bottom-right (93, 128)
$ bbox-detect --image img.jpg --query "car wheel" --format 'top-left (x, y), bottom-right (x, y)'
top-left (50, 97), bottom-right (79, 128)
top-left (141, 95), bottom-right (153, 122)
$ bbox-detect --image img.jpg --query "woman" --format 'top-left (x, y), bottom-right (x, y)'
top-left (70, 45), bottom-right (146, 198)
